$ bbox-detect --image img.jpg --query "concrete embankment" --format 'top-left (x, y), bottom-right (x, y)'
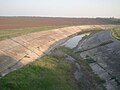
top-left (77, 30), bottom-right (120, 90)
top-left (0, 25), bottom-right (118, 77)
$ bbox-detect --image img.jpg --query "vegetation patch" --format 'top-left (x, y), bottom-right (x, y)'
top-left (112, 27), bottom-right (120, 40)
top-left (0, 25), bottom-right (70, 41)
top-left (59, 47), bottom-right (106, 90)
top-left (77, 29), bottom-right (103, 35)
top-left (0, 46), bottom-right (106, 90)
top-left (0, 55), bottom-right (77, 90)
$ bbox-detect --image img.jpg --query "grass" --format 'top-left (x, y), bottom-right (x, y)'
top-left (58, 47), bottom-right (106, 89)
top-left (0, 24), bottom-right (104, 41)
top-left (0, 46), bottom-right (106, 90)
top-left (112, 27), bottom-right (120, 40)
top-left (0, 55), bottom-right (77, 90)
top-left (0, 25), bottom-right (72, 41)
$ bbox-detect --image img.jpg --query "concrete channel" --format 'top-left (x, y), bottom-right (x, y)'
top-left (0, 25), bottom-right (118, 77)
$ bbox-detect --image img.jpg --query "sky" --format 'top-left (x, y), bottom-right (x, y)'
top-left (0, 0), bottom-right (120, 18)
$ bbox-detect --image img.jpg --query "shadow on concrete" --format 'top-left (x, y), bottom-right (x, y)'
top-left (0, 55), bottom-right (23, 77)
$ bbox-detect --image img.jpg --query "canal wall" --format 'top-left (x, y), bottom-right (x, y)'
top-left (0, 25), bottom-right (119, 77)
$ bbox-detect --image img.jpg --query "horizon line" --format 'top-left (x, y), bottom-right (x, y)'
top-left (0, 16), bottom-right (119, 19)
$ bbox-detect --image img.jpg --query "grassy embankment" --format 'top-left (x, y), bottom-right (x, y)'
top-left (0, 24), bottom-right (105, 41)
top-left (112, 27), bottom-right (120, 40)
top-left (0, 25), bottom-right (72, 41)
top-left (0, 55), bottom-right (77, 90)
top-left (0, 46), bottom-right (105, 90)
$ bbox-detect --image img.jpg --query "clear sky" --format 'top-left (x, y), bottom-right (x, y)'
top-left (0, 0), bottom-right (120, 18)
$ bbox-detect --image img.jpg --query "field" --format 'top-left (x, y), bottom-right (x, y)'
top-left (0, 17), bottom-right (120, 30)
top-left (0, 17), bottom-right (120, 41)
top-left (0, 25), bottom-right (70, 41)
top-left (0, 17), bottom-right (112, 30)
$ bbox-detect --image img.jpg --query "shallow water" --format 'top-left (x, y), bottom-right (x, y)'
top-left (62, 33), bottom-right (90, 49)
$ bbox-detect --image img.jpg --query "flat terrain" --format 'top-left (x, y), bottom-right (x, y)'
top-left (0, 25), bottom-right (69, 41)
top-left (0, 17), bottom-right (120, 30)
top-left (0, 17), bottom-right (119, 41)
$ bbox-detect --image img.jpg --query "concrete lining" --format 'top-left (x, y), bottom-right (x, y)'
top-left (0, 25), bottom-right (119, 77)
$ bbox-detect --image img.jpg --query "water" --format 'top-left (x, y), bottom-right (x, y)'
top-left (62, 33), bottom-right (90, 49)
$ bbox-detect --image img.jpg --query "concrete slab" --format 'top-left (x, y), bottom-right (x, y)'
top-left (4, 45), bottom-right (28, 60)
top-left (0, 25), bottom-right (118, 76)
top-left (0, 39), bottom-right (19, 51)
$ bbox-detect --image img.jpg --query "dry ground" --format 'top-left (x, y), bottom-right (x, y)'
top-left (0, 17), bottom-right (120, 30)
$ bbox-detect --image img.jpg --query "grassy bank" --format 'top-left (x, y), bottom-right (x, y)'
top-left (0, 55), bottom-right (77, 90)
top-left (112, 27), bottom-right (120, 40)
top-left (0, 46), bottom-right (105, 90)
top-left (0, 25), bottom-right (71, 41)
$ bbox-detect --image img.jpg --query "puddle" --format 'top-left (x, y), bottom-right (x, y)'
top-left (62, 33), bottom-right (90, 48)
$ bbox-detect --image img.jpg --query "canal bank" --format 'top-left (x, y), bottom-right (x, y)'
top-left (72, 30), bottom-right (120, 90)
top-left (0, 25), bottom-right (119, 77)
top-left (0, 26), bottom-right (120, 90)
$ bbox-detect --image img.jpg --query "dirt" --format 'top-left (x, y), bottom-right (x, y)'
top-left (0, 17), bottom-right (119, 30)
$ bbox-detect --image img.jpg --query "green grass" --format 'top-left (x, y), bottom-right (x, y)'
top-left (58, 47), bottom-right (106, 89)
top-left (0, 25), bottom-right (72, 41)
top-left (0, 46), bottom-right (106, 90)
top-left (0, 55), bottom-right (77, 90)
top-left (112, 27), bottom-right (120, 40)
top-left (0, 24), bottom-right (104, 41)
